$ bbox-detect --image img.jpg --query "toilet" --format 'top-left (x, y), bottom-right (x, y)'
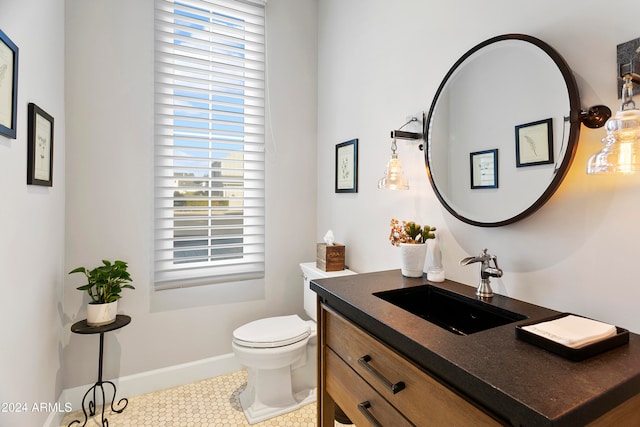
top-left (232, 262), bottom-right (356, 424)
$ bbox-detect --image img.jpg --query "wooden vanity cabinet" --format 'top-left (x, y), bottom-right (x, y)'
top-left (314, 271), bottom-right (640, 426)
top-left (319, 304), bottom-right (504, 426)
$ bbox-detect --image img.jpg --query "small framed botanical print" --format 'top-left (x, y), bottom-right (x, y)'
top-left (335, 139), bottom-right (358, 193)
top-left (470, 148), bottom-right (498, 189)
top-left (0, 28), bottom-right (19, 139)
top-left (27, 103), bottom-right (54, 187)
top-left (515, 118), bottom-right (553, 167)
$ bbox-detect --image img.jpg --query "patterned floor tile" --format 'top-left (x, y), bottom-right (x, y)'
top-left (60, 370), bottom-right (348, 426)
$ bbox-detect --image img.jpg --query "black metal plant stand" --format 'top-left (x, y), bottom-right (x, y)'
top-left (68, 315), bottom-right (131, 427)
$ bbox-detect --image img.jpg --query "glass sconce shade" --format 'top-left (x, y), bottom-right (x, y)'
top-left (378, 153), bottom-right (409, 190)
top-left (587, 108), bottom-right (640, 174)
top-left (588, 73), bottom-right (640, 175)
top-left (379, 115), bottom-right (424, 190)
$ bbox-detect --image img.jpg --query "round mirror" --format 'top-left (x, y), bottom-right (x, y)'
top-left (425, 34), bottom-right (581, 227)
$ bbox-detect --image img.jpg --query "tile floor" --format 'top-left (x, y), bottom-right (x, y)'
top-left (60, 369), bottom-right (347, 426)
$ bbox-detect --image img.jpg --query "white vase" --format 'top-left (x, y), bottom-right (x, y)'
top-left (399, 243), bottom-right (428, 277)
top-left (86, 301), bottom-right (118, 326)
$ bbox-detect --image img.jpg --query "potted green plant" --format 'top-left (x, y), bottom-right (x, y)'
top-left (69, 260), bottom-right (135, 326)
top-left (389, 218), bottom-right (436, 277)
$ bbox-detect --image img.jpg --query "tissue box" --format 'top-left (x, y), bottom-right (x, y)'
top-left (316, 243), bottom-right (345, 271)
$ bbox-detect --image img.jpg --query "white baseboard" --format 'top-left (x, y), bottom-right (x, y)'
top-left (44, 353), bottom-right (241, 427)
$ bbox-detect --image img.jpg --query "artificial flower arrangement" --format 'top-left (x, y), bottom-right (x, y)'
top-left (389, 218), bottom-right (436, 246)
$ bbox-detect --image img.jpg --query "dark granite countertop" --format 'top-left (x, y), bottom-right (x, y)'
top-left (310, 270), bottom-right (640, 426)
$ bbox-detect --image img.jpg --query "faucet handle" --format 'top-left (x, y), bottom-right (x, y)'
top-left (490, 253), bottom-right (500, 270)
top-left (483, 251), bottom-right (503, 281)
top-left (481, 249), bottom-right (502, 273)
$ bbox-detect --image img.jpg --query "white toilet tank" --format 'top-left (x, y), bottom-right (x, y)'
top-left (299, 262), bottom-right (356, 321)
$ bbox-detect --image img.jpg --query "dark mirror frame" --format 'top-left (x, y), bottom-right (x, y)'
top-left (424, 34), bottom-right (581, 227)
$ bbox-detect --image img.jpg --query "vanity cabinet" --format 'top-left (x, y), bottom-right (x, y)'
top-left (319, 304), bottom-right (503, 426)
top-left (313, 268), bottom-right (640, 427)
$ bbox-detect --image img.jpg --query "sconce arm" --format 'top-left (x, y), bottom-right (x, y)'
top-left (390, 129), bottom-right (423, 140)
top-left (389, 112), bottom-right (427, 150)
top-left (579, 105), bottom-right (612, 129)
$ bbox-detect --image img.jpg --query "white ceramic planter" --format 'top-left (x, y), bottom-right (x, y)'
top-left (399, 243), bottom-right (428, 277)
top-left (87, 301), bottom-right (118, 326)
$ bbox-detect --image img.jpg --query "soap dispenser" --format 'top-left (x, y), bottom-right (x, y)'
top-left (425, 235), bottom-right (445, 282)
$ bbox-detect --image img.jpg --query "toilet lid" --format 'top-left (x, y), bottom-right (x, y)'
top-left (233, 315), bottom-right (310, 348)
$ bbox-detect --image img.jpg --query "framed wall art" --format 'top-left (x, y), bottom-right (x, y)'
top-left (470, 149), bottom-right (498, 189)
top-left (27, 103), bottom-right (54, 187)
top-left (0, 28), bottom-right (18, 139)
top-left (335, 139), bottom-right (358, 193)
top-left (515, 118), bottom-right (553, 167)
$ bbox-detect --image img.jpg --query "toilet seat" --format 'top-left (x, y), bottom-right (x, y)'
top-left (233, 315), bottom-right (310, 348)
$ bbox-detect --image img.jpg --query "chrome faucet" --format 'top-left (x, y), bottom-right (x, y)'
top-left (459, 248), bottom-right (503, 298)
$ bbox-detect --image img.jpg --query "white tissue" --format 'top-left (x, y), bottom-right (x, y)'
top-left (323, 230), bottom-right (335, 245)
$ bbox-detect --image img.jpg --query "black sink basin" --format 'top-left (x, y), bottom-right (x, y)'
top-left (374, 285), bottom-right (527, 336)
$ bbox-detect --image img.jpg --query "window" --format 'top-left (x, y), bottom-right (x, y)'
top-left (154, 0), bottom-right (265, 290)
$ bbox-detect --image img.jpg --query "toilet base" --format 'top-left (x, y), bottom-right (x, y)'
top-left (239, 367), bottom-right (316, 424)
top-left (232, 315), bottom-right (318, 424)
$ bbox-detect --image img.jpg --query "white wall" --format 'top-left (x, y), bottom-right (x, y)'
top-left (317, 0), bottom-right (640, 333)
top-left (0, 0), bottom-right (66, 426)
top-left (63, 0), bottom-right (317, 388)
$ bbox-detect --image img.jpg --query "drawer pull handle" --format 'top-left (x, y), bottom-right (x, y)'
top-left (358, 401), bottom-right (383, 427)
top-left (358, 355), bottom-right (406, 394)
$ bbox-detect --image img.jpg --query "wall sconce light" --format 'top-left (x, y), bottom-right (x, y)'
top-left (587, 43), bottom-right (640, 175)
top-left (377, 113), bottom-right (425, 190)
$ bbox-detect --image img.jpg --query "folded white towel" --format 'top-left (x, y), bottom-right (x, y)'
top-left (521, 315), bottom-right (616, 349)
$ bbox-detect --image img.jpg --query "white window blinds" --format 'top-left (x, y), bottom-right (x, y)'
top-left (154, 0), bottom-right (265, 290)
